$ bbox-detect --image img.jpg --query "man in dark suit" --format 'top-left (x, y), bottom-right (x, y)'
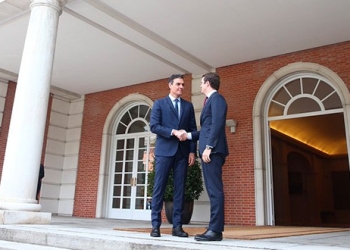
top-left (149, 74), bottom-right (197, 238)
top-left (192, 72), bottom-right (229, 241)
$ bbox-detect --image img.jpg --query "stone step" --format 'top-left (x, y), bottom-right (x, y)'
top-left (0, 226), bottom-right (225, 250)
top-left (0, 240), bottom-right (70, 250)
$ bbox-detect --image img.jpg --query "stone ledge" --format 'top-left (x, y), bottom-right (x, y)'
top-left (0, 210), bottom-right (51, 224)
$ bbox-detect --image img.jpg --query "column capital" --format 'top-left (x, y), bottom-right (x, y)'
top-left (30, 0), bottom-right (66, 15)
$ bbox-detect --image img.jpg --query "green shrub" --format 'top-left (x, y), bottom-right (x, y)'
top-left (147, 159), bottom-right (203, 201)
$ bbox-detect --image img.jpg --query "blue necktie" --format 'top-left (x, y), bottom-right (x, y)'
top-left (174, 99), bottom-right (180, 118)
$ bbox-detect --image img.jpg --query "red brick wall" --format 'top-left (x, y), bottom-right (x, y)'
top-left (74, 74), bottom-right (193, 216)
top-left (218, 41), bottom-right (350, 225)
top-left (57, 41), bottom-right (350, 224)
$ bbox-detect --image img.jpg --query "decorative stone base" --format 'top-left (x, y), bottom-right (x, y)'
top-left (0, 210), bottom-right (51, 224)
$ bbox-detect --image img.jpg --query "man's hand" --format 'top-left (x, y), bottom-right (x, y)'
top-left (188, 153), bottom-right (195, 166)
top-left (174, 129), bottom-right (188, 141)
top-left (202, 148), bottom-right (211, 163)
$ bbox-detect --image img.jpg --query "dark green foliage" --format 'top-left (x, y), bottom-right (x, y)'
top-left (147, 159), bottom-right (203, 201)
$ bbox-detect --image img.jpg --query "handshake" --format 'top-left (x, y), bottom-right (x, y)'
top-left (173, 129), bottom-right (188, 141)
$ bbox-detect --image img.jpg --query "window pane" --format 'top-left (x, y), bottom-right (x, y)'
top-left (125, 150), bottom-right (134, 160)
top-left (302, 78), bottom-right (318, 94)
top-left (137, 161), bottom-right (144, 172)
top-left (323, 92), bottom-right (342, 110)
top-left (114, 174), bottom-right (122, 184)
top-left (129, 106), bottom-right (139, 119)
top-left (120, 113), bottom-right (131, 127)
top-left (116, 151), bottom-right (124, 161)
top-left (128, 120), bottom-right (147, 133)
top-left (116, 140), bottom-right (125, 149)
top-left (273, 87), bottom-right (290, 105)
top-left (123, 186), bottom-right (132, 196)
top-left (135, 198), bottom-right (145, 210)
top-left (287, 98), bottom-right (320, 115)
top-left (138, 149), bottom-right (145, 160)
top-left (115, 162), bottom-right (123, 172)
top-left (140, 105), bottom-right (150, 119)
top-left (113, 185), bottom-right (121, 196)
top-left (139, 137), bottom-right (146, 149)
top-left (125, 161), bottom-right (133, 172)
top-left (112, 198), bottom-right (120, 208)
top-left (116, 123), bottom-right (126, 134)
top-left (122, 198), bottom-right (131, 209)
top-left (285, 79), bottom-right (301, 97)
top-left (268, 102), bottom-right (284, 117)
top-left (126, 139), bottom-right (134, 148)
top-left (314, 81), bottom-right (334, 100)
top-left (124, 173), bottom-right (132, 185)
top-left (135, 186), bottom-right (145, 197)
top-left (137, 173), bottom-right (146, 185)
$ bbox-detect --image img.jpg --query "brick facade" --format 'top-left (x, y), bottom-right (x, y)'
top-left (74, 75), bottom-right (193, 216)
top-left (216, 41), bottom-right (350, 225)
top-left (1, 41), bottom-right (349, 226)
top-left (74, 41), bottom-right (350, 225)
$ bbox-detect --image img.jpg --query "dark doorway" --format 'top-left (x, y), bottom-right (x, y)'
top-left (271, 113), bottom-right (350, 227)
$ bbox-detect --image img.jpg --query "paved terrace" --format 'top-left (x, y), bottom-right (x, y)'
top-left (0, 216), bottom-right (349, 249)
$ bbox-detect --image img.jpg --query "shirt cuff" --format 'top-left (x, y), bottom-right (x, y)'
top-left (187, 132), bottom-right (192, 140)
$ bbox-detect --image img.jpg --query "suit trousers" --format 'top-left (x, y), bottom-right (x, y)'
top-left (201, 153), bottom-right (226, 232)
top-left (151, 148), bottom-right (188, 228)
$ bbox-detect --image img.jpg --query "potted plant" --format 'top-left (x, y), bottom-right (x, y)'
top-left (147, 158), bottom-right (204, 224)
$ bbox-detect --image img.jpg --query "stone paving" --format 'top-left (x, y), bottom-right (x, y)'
top-left (0, 216), bottom-right (349, 250)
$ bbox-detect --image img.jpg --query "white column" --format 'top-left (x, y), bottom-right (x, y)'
top-left (0, 0), bottom-right (64, 224)
top-left (190, 74), bottom-right (210, 223)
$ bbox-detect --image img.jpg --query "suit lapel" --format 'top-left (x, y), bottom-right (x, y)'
top-left (200, 93), bottom-right (217, 122)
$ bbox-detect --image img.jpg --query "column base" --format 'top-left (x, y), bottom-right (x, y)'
top-left (0, 210), bottom-right (51, 224)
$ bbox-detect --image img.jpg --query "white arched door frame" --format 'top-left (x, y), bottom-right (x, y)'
top-left (253, 62), bottom-right (350, 225)
top-left (95, 94), bottom-right (153, 218)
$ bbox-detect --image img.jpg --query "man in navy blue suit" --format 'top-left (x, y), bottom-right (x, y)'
top-left (192, 72), bottom-right (229, 241)
top-left (149, 74), bottom-right (197, 238)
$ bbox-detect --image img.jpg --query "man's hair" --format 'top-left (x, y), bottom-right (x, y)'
top-left (203, 72), bottom-right (220, 90)
top-left (168, 74), bottom-right (184, 84)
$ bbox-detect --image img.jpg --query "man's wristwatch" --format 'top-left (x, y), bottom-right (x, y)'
top-left (205, 145), bottom-right (213, 150)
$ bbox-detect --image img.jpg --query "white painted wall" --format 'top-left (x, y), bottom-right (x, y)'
top-left (40, 96), bottom-right (84, 216)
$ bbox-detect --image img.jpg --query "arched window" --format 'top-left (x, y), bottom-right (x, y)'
top-left (268, 75), bottom-right (342, 120)
top-left (116, 104), bottom-right (151, 134)
top-left (267, 74), bottom-right (345, 155)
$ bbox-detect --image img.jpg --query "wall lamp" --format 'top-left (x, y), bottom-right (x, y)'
top-left (226, 119), bottom-right (237, 133)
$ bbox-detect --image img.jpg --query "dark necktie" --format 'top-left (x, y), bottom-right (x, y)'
top-left (203, 97), bottom-right (208, 107)
top-left (174, 99), bottom-right (180, 118)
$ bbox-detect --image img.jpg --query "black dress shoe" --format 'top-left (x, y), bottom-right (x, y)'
top-left (172, 226), bottom-right (189, 237)
top-left (194, 229), bottom-right (223, 241)
top-left (150, 227), bottom-right (161, 237)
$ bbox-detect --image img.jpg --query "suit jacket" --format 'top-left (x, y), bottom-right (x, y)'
top-left (150, 96), bottom-right (197, 157)
top-left (193, 92), bottom-right (229, 156)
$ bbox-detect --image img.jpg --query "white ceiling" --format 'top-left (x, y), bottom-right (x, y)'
top-left (0, 0), bottom-right (350, 96)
